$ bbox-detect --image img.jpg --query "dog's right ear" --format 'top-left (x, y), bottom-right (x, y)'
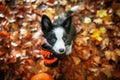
top-left (63, 16), bottom-right (72, 33)
top-left (41, 15), bottom-right (52, 33)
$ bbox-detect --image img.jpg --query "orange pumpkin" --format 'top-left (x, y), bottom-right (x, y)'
top-left (31, 73), bottom-right (54, 80)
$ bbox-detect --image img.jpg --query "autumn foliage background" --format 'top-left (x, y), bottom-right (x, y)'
top-left (0, 0), bottom-right (120, 80)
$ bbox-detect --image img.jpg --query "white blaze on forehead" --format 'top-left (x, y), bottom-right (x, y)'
top-left (53, 27), bottom-right (65, 37)
top-left (53, 27), bottom-right (66, 54)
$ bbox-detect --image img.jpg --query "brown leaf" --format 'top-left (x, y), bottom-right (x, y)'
top-left (101, 38), bottom-right (109, 50)
top-left (105, 50), bottom-right (118, 62)
top-left (0, 48), bottom-right (7, 56)
top-left (101, 64), bottom-right (113, 78)
top-left (72, 56), bottom-right (81, 65)
top-left (0, 4), bottom-right (5, 10)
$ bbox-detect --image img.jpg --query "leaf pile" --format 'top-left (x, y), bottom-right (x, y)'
top-left (0, 0), bottom-right (120, 80)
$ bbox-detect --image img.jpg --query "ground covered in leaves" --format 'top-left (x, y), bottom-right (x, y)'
top-left (0, 0), bottom-right (120, 80)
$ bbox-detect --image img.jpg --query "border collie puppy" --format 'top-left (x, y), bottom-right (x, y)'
top-left (41, 15), bottom-right (76, 55)
top-left (41, 6), bottom-right (78, 55)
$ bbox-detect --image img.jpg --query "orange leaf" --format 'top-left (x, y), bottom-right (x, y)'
top-left (0, 4), bottom-right (5, 10)
top-left (4, 23), bottom-right (10, 30)
top-left (9, 58), bottom-right (16, 63)
top-left (0, 48), bottom-right (6, 56)
top-left (25, 33), bottom-right (32, 40)
top-left (27, 59), bottom-right (34, 64)
top-left (85, 59), bottom-right (94, 67)
top-left (0, 31), bottom-right (9, 37)
top-left (48, 0), bottom-right (54, 3)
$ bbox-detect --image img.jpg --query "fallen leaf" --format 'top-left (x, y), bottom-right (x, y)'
top-left (48, 0), bottom-right (54, 3)
top-left (87, 76), bottom-right (94, 80)
top-left (24, 33), bottom-right (32, 40)
top-left (104, 50), bottom-right (118, 62)
top-left (91, 29), bottom-right (103, 41)
top-left (3, 22), bottom-right (10, 30)
top-left (9, 58), bottom-right (16, 63)
top-left (101, 64), bottom-right (113, 78)
top-left (116, 9), bottom-right (120, 17)
top-left (83, 17), bottom-right (92, 23)
top-left (72, 56), bottom-right (81, 65)
top-left (102, 15), bottom-right (112, 22)
top-left (0, 31), bottom-right (9, 37)
top-left (96, 9), bottom-right (107, 18)
top-left (115, 49), bottom-right (120, 56)
top-left (26, 59), bottom-right (34, 64)
top-left (101, 38), bottom-right (109, 50)
top-left (93, 18), bottom-right (103, 24)
top-left (93, 56), bottom-right (101, 64)
top-left (99, 27), bottom-right (107, 34)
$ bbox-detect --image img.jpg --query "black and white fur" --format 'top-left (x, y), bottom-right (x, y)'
top-left (41, 6), bottom-right (78, 55)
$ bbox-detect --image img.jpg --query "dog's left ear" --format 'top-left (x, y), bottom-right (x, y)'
top-left (63, 16), bottom-right (72, 32)
top-left (41, 15), bottom-right (52, 33)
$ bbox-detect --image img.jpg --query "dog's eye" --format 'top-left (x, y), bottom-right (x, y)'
top-left (63, 36), bottom-right (67, 41)
top-left (50, 38), bottom-right (56, 43)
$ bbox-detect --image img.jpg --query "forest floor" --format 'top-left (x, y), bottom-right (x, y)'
top-left (0, 0), bottom-right (120, 80)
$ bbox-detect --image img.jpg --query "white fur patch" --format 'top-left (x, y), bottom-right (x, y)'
top-left (53, 27), bottom-right (66, 54)
top-left (66, 42), bottom-right (73, 55)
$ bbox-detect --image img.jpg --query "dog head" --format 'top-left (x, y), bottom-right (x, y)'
top-left (41, 15), bottom-right (72, 54)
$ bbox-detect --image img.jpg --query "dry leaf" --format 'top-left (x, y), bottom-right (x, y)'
top-left (99, 27), bottom-right (107, 34)
top-left (115, 49), bottom-right (120, 56)
top-left (72, 56), bottom-right (81, 65)
top-left (0, 31), bottom-right (9, 37)
top-left (116, 9), bottom-right (120, 17)
top-left (0, 0), bottom-right (120, 80)
top-left (91, 29), bottom-right (103, 41)
top-left (101, 64), bottom-right (113, 78)
top-left (93, 56), bottom-right (101, 64)
top-left (105, 50), bottom-right (118, 62)
top-left (83, 17), bottom-right (92, 23)
top-left (93, 18), bottom-right (103, 24)
top-left (101, 38), bottom-right (109, 50)
top-left (96, 9), bottom-right (107, 18)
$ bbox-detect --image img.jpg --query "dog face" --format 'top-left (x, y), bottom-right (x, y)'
top-left (41, 15), bottom-right (73, 54)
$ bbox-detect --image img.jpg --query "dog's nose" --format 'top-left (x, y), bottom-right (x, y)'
top-left (59, 48), bottom-right (65, 53)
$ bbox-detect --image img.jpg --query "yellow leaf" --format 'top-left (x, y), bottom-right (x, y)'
top-left (91, 29), bottom-right (103, 41)
top-left (46, 8), bottom-right (56, 14)
top-left (97, 37), bottom-right (103, 41)
top-left (96, 9), bottom-right (107, 18)
top-left (102, 15), bottom-right (112, 22)
top-left (116, 9), bottom-right (120, 17)
top-left (99, 27), bottom-right (107, 34)
top-left (43, 8), bottom-right (56, 21)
